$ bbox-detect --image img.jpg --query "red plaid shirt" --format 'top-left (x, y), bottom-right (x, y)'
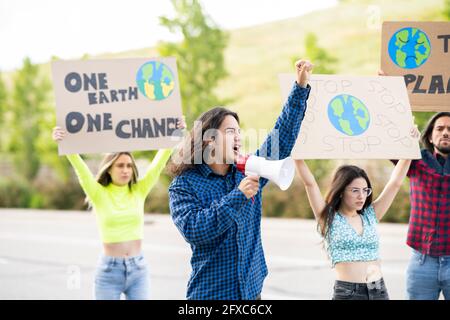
top-left (405, 150), bottom-right (450, 256)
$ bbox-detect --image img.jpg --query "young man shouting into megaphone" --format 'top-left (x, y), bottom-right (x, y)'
top-left (167, 59), bottom-right (313, 300)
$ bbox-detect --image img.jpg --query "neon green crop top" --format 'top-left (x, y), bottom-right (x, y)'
top-left (66, 149), bottom-right (172, 243)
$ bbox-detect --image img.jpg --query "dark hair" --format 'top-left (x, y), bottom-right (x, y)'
top-left (318, 165), bottom-right (373, 241)
top-left (421, 112), bottom-right (450, 153)
top-left (167, 107), bottom-right (240, 177)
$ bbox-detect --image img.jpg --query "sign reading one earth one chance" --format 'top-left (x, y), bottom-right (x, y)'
top-left (51, 57), bottom-right (183, 155)
top-left (279, 74), bottom-right (421, 159)
top-left (381, 21), bottom-right (450, 112)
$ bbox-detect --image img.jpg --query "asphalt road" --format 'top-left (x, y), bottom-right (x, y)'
top-left (0, 208), bottom-right (413, 300)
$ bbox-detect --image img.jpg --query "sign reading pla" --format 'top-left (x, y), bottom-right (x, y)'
top-left (381, 21), bottom-right (450, 112)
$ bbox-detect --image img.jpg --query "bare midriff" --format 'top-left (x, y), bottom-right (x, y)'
top-left (335, 260), bottom-right (382, 283)
top-left (103, 239), bottom-right (142, 258)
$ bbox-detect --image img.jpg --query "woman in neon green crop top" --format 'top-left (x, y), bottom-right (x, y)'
top-left (294, 126), bottom-right (419, 300)
top-left (52, 118), bottom-right (185, 300)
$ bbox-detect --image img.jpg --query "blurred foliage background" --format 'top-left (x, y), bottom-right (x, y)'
top-left (0, 0), bottom-right (448, 223)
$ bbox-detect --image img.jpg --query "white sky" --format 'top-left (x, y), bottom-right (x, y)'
top-left (0, 0), bottom-right (337, 71)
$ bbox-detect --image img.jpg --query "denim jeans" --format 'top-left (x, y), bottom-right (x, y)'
top-left (94, 254), bottom-right (150, 300)
top-left (406, 249), bottom-right (450, 300)
top-left (332, 278), bottom-right (389, 300)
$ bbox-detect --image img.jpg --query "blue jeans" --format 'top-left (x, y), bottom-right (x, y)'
top-left (406, 249), bottom-right (450, 300)
top-left (94, 254), bottom-right (150, 300)
top-left (332, 278), bottom-right (389, 300)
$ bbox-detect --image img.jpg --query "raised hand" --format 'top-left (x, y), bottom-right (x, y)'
top-left (177, 116), bottom-right (187, 130)
top-left (52, 126), bottom-right (67, 143)
top-left (410, 122), bottom-right (420, 140)
top-left (295, 59), bottom-right (313, 88)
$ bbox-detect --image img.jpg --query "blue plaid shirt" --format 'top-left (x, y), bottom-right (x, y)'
top-left (169, 82), bottom-right (310, 300)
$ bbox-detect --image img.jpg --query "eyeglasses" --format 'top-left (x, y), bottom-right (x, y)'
top-left (346, 187), bottom-right (372, 197)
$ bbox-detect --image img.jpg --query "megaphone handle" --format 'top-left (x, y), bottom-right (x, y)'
top-left (246, 171), bottom-right (258, 204)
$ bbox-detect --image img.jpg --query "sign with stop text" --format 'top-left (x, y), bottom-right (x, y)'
top-left (279, 74), bottom-right (421, 159)
top-left (381, 21), bottom-right (450, 112)
top-left (51, 57), bottom-right (183, 155)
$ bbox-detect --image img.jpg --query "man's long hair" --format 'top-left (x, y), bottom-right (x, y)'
top-left (167, 107), bottom-right (239, 177)
top-left (421, 112), bottom-right (450, 153)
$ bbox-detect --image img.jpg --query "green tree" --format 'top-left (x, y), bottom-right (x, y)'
top-left (302, 32), bottom-right (337, 74)
top-left (157, 0), bottom-right (229, 125)
top-left (445, 0), bottom-right (450, 20)
top-left (0, 72), bottom-right (7, 151)
top-left (8, 57), bottom-right (51, 181)
top-left (412, 111), bottom-right (435, 135)
top-left (40, 56), bottom-right (72, 181)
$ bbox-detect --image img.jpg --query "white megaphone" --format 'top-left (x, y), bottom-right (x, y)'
top-left (236, 154), bottom-right (295, 191)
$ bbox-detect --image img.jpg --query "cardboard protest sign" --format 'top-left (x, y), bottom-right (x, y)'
top-left (51, 57), bottom-right (183, 155)
top-left (279, 74), bottom-right (421, 159)
top-left (381, 21), bottom-right (450, 112)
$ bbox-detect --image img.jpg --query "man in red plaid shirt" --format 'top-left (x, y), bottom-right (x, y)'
top-left (403, 112), bottom-right (450, 300)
